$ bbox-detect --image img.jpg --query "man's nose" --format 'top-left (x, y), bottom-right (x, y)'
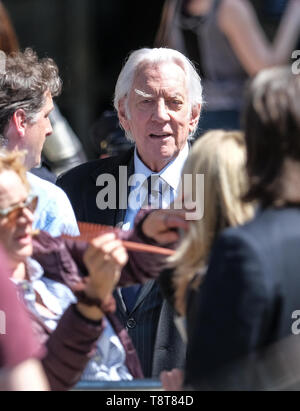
top-left (152, 100), bottom-right (170, 122)
top-left (46, 119), bottom-right (53, 137)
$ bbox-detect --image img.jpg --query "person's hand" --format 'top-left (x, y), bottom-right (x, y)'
top-left (83, 232), bottom-right (128, 302)
top-left (160, 368), bottom-right (184, 391)
top-left (142, 209), bottom-right (189, 244)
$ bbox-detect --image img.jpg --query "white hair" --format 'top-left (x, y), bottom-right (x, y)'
top-left (114, 48), bottom-right (203, 141)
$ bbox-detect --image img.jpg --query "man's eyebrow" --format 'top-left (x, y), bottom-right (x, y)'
top-left (169, 93), bottom-right (184, 99)
top-left (134, 89), bottom-right (184, 100)
top-left (134, 89), bottom-right (153, 98)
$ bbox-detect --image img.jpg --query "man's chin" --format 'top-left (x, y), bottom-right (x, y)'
top-left (159, 145), bottom-right (179, 160)
top-left (147, 150), bottom-right (179, 172)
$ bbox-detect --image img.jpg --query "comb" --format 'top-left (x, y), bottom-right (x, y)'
top-left (61, 221), bottom-right (175, 256)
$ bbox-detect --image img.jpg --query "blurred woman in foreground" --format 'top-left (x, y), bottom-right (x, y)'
top-left (140, 130), bottom-right (255, 389)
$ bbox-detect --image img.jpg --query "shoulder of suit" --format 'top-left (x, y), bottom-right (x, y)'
top-left (215, 207), bottom-right (300, 256)
top-left (57, 148), bottom-right (135, 185)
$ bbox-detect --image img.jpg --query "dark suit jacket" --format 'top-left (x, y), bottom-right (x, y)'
top-left (57, 148), bottom-right (186, 377)
top-left (185, 206), bottom-right (300, 389)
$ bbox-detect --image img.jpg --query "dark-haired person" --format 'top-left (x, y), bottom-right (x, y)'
top-left (0, 48), bottom-right (79, 236)
top-left (185, 67), bottom-right (300, 389)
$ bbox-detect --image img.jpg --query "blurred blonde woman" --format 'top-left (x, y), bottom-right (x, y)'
top-left (139, 129), bottom-right (255, 389)
top-left (169, 130), bottom-right (254, 316)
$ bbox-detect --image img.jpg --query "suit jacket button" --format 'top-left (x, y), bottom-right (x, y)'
top-left (127, 318), bottom-right (136, 329)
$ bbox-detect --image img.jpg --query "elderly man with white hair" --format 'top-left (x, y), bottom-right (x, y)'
top-left (57, 47), bottom-right (202, 378)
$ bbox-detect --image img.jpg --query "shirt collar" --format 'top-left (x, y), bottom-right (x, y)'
top-left (134, 142), bottom-right (189, 192)
top-left (26, 257), bottom-right (45, 282)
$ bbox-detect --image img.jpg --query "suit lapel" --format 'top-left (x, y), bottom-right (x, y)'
top-left (88, 148), bottom-right (135, 226)
top-left (115, 280), bottom-right (157, 317)
top-left (115, 154), bottom-right (135, 227)
top-left (130, 280), bottom-right (156, 314)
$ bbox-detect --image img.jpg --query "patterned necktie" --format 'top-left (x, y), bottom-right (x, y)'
top-left (143, 174), bottom-right (163, 209)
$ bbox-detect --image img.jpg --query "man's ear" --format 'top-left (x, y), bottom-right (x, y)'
top-left (189, 104), bottom-right (201, 134)
top-left (118, 97), bottom-right (130, 131)
top-left (11, 109), bottom-right (27, 137)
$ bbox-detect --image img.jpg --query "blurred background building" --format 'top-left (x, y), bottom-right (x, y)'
top-left (3, 0), bottom-right (164, 159)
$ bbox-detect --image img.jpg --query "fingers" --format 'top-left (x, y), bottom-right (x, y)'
top-left (83, 233), bottom-right (128, 301)
top-left (88, 232), bottom-right (120, 253)
top-left (142, 209), bottom-right (190, 243)
top-left (85, 232), bottom-right (128, 267)
top-left (160, 368), bottom-right (184, 391)
top-left (154, 231), bottom-right (180, 244)
top-left (163, 213), bottom-right (189, 231)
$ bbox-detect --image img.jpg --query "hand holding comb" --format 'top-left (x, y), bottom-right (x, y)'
top-left (61, 221), bottom-right (175, 256)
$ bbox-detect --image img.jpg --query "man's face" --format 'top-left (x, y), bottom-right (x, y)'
top-left (24, 90), bottom-right (54, 168)
top-left (119, 62), bottom-right (200, 172)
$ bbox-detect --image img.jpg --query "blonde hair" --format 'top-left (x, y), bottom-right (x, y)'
top-left (169, 130), bottom-right (255, 315)
top-left (0, 149), bottom-right (29, 190)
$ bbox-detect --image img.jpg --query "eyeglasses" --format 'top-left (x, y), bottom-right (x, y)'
top-left (0, 194), bottom-right (38, 224)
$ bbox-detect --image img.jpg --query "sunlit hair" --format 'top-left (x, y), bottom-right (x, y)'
top-left (168, 130), bottom-right (254, 315)
top-left (114, 47), bottom-right (203, 141)
top-left (0, 48), bottom-right (62, 137)
top-left (0, 149), bottom-right (29, 190)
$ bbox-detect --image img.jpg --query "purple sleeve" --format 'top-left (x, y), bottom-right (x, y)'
top-left (33, 217), bottom-right (173, 288)
top-left (32, 231), bottom-right (88, 288)
top-left (42, 304), bottom-right (104, 391)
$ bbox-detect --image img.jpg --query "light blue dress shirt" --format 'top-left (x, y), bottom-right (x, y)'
top-left (27, 172), bottom-right (79, 237)
top-left (122, 143), bottom-right (189, 231)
